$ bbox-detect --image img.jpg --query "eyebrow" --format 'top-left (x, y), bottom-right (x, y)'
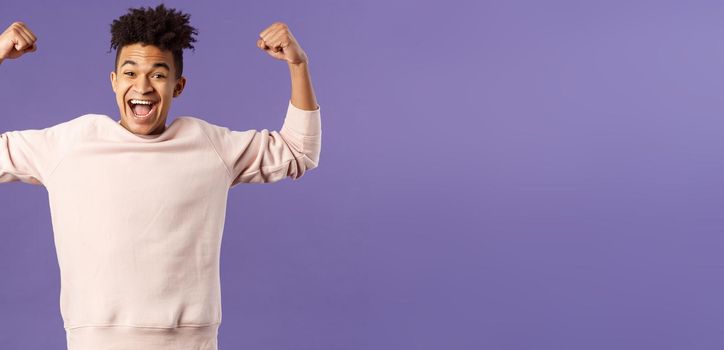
top-left (120, 60), bottom-right (170, 71)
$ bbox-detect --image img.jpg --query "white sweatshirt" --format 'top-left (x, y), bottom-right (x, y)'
top-left (0, 100), bottom-right (322, 350)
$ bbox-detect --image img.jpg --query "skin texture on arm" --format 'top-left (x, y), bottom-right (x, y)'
top-left (257, 22), bottom-right (319, 111)
top-left (288, 61), bottom-right (319, 111)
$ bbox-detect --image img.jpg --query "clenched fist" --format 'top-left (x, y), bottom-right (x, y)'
top-left (256, 22), bottom-right (308, 65)
top-left (0, 22), bottom-right (38, 62)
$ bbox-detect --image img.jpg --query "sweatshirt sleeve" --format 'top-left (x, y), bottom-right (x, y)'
top-left (0, 125), bottom-right (62, 186)
top-left (202, 100), bottom-right (322, 187)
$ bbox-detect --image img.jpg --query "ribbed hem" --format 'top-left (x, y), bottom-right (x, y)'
top-left (65, 324), bottom-right (220, 350)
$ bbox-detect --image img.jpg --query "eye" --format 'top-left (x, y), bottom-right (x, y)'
top-left (153, 73), bottom-right (166, 79)
top-left (124, 71), bottom-right (135, 77)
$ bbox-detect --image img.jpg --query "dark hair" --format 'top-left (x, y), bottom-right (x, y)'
top-left (109, 4), bottom-right (198, 79)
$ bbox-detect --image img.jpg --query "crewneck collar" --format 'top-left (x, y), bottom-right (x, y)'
top-left (116, 119), bottom-right (167, 139)
top-left (96, 114), bottom-right (178, 142)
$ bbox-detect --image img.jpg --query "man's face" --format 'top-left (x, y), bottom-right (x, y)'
top-left (110, 43), bottom-right (186, 135)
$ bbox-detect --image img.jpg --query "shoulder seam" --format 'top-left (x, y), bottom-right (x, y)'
top-left (196, 120), bottom-right (234, 184)
top-left (44, 115), bottom-right (90, 183)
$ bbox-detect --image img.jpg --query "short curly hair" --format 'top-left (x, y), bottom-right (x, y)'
top-left (110, 4), bottom-right (198, 79)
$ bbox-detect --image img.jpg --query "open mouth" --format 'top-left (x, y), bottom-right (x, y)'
top-left (127, 99), bottom-right (157, 120)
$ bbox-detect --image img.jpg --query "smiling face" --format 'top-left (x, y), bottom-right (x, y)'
top-left (110, 43), bottom-right (186, 135)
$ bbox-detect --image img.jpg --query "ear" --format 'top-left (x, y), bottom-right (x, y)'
top-left (173, 76), bottom-right (187, 98)
top-left (110, 71), bottom-right (117, 93)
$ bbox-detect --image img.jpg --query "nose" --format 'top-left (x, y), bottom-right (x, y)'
top-left (132, 76), bottom-right (153, 94)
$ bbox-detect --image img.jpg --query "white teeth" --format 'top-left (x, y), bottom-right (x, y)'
top-left (130, 99), bottom-right (154, 105)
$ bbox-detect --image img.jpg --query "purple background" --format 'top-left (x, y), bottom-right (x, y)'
top-left (1, 0), bottom-right (723, 349)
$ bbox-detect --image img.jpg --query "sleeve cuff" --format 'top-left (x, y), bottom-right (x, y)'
top-left (283, 99), bottom-right (321, 136)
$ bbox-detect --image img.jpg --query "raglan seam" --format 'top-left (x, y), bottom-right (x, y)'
top-left (197, 120), bottom-right (234, 184)
top-left (45, 146), bottom-right (72, 184)
top-left (43, 116), bottom-right (88, 185)
top-left (45, 115), bottom-right (101, 185)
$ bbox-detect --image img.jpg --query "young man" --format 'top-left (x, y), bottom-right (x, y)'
top-left (0, 5), bottom-right (321, 350)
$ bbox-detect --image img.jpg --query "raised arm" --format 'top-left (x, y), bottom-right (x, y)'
top-left (198, 23), bottom-right (321, 187)
top-left (257, 22), bottom-right (319, 111)
top-left (0, 21), bottom-right (55, 186)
